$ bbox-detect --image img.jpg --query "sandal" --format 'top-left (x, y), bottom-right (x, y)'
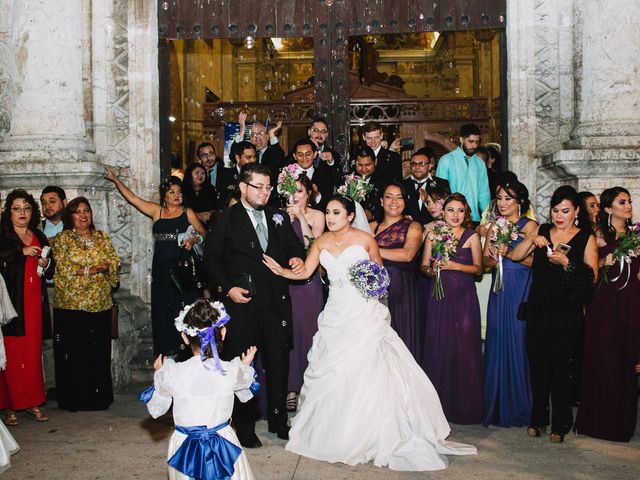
top-left (286, 393), bottom-right (298, 413)
top-left (26, 407), bottom-right (50, 422)
top-left (550, 432), bottom-right (564, 443)
top-left (527, 426), bottom-right (547, 437)
top-left (4, 412), bottom-right (18, 427)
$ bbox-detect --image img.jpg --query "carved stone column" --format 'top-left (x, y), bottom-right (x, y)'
top-left (0, 0), bottom-right (99, 184)
top-left (569, 0), bottom-right (640, 149)
top-left (539, 0), bottom-right (640, 214)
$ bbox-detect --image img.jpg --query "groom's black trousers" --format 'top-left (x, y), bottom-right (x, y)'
top-left (221, 293), bottom-right (291, 435)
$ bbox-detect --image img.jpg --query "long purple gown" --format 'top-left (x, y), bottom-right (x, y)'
top-left (287, 219), bottom-right (324, 393)
top-left (483, 218), bottom-right (533, 427)
top-left (423, 228), bottom-right (484, 424)
top-left (574, 241), bottom-right (640, 442)
top-left (375, 218), bottom-right (421, 360)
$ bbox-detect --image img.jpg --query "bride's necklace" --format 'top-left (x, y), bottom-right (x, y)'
top-left (73, 229), bottom-right (94, 247)
top-left (332, 233), bottom-right (345, 247)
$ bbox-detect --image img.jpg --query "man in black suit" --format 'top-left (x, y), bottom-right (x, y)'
top-left (401, 148), bottom-right (451, 225)
top-left (286, 138), bottom-right (341, 210)
top-left (236, 112), bottom-right (285, 185)
top-left (205, 163), bottom-right (305, 448)
top-left (308, 116), bottom-right (343, 172)
top-left (196, 142), bottom-right (222, 191)
top-left (363, 121), bottom-right (403, 183)
top-left (216, 141), bottom-right (256, 208)
top-left (353, 146), bottom-right (384, 221)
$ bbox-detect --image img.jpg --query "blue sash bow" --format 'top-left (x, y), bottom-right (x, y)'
top-left (168, 420), bottom-right (241, 480)
top-left (138, 385), bottom-right (155, 404)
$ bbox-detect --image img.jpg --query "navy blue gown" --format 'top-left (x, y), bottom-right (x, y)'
top-left (483, 218), bottom-right (533, 427)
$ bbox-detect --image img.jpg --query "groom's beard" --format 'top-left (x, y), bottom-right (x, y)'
top-left (246, 198), bottom-right (267, 210)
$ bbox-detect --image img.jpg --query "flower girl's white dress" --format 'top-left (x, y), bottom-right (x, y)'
top-left (146, 356), bottom-right (255, 480)
top-left (286, 245), bottom-right (477, 471)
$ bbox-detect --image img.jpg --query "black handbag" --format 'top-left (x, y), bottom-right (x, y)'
top-left (169, 249), bottom-right (205, 296)
top-left (516, 268), bottom-right (533, 321)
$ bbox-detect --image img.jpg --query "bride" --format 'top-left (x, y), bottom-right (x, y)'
top-left (262, 195), bottom-right (477, 471)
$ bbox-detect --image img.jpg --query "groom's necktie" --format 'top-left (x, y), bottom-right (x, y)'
top-left (251, 209), bottom-right (268, 251)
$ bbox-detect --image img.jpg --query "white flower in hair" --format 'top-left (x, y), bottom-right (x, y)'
top-left (174, 300), bottom-right (231, 337)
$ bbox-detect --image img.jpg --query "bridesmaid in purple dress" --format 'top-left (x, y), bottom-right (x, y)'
top-left (371, 182), bottom-right (424, 360)
top-left (285, 174), bottom-right (325, 412)
top-left (416, 187), bottom-right (449, 371)
top-left (575, 187), bottom-right (640, 442)
top-left (420, 193), bottom-right (484, 424)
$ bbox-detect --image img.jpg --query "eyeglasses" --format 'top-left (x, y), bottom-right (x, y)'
top-left (11, 206), bottom-right (32, 213)
top-left (310, 127), bottom-right (328, 134)
top-left (410, 161), bottom-right (431, 167)
top-left (199, 152), bottom-right (215, 158)
top-left (245, 182), bottom-right (273, 192)
top-left (250, 131), bottom-right (267, 138)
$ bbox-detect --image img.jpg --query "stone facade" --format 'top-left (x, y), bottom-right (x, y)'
top-left (0, 0), bottom-right (638, 385)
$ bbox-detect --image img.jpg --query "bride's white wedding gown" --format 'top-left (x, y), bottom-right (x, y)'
top-left (285, 245), bottom-right (477, 471)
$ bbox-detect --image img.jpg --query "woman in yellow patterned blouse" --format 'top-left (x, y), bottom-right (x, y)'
top-left (52, 196), bottom-right (121, 411)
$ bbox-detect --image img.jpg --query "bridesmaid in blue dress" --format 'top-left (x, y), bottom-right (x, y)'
top-left (421, 193), bottom-right (484, 424)
top-left (371, 182), bottom-right (423, 360)
top-left (482, 179), bottom-right (538, 427)
top-left (104, 168), bottom-right (206, 356)
top-left (285, 174), bottom-right (325, 412)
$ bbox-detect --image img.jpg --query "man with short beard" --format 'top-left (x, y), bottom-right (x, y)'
top-left (40, 186), bottom-right (67, 244)
top-left (435, 123), bottom-right (490, 224)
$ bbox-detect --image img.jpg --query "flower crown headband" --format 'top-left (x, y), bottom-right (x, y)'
top-left (174, 300), bottom-right (231, 373)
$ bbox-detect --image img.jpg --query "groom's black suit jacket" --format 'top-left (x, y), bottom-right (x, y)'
top-left (205, 202), bottom-right (305, 347)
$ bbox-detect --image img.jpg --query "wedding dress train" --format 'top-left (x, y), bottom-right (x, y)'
top-left (286, 245), bottom-right (477, 471)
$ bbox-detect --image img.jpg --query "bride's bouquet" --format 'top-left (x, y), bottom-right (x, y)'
top-left (277, 163), bottom-right (304, 200)
top-left (337, 173), bottom-right (373, 203)
top-left (429, 221), bottom-right (459, 299)
top-left (602, 221), bottom-right (640, 290)
top-left (348, 259), bottom-right (390, 299)
top-left (489, 216), bottom-right (520, 293)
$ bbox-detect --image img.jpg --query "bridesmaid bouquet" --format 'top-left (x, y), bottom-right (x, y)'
top-left (490, 216), bottom-right (520, 293)
top-left (429, 221), bottom-right (459, 299)
top-left (337, 173), bottom-right (373, 203)
top-left (348, 259), bottom-right (390, 299)
top-left (277, 163), bottom-right (304, 200)
top-left (602, 222), bottom-right (640, 290)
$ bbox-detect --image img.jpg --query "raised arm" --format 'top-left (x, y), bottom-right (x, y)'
top-left (104, 166), bottom-right (160, 220)
top-left (379, 222), bottom-right (423, 262)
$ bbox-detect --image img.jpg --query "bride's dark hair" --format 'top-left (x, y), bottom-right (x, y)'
top-left (327, 194), bottom-right (356, 216)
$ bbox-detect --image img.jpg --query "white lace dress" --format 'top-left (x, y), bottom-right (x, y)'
top-left (146, 356), bottom-right (255, 480)
top-left (285, 245), bottom-right (477, 471)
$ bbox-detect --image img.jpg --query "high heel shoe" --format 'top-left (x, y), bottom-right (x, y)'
top-left (527, 425), bottom-right (547, 437)
top-left (26, 407), bottom-right (50, 422)
top-left (550, 432), bottom-right (564, 443)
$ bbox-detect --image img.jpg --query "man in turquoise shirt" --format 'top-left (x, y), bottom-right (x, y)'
top-left (435, 123), bottom-right (490, 223)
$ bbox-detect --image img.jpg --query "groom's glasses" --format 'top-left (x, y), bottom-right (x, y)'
top-left (245, 182), bottom-right (273, 192)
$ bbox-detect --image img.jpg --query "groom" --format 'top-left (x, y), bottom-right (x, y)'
top-left (205, 163), bottom-right (305, 448)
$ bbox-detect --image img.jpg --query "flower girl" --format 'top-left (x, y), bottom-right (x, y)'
top-left (141, 298), bottom-right (257, 480)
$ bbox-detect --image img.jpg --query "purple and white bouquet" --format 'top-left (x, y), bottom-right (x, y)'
top-left (429, 221), bottom-right (459, 299)
top-left (277, 163), bottom-right (304, 200)
top-left (348, 259), bottom-right (390, 299)
top-left (489, 216), bottom-right (520, 293)
top-left (602, 221), bottom-right (640, 290)
top-left (337, 173), bottom-right (373, 203)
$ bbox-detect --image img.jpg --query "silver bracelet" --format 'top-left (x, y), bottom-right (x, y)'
top-left (84, 266), bottom-right (90, 277)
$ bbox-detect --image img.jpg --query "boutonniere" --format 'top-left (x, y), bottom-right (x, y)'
top-left (272, 213), bottom-right (284, 226)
